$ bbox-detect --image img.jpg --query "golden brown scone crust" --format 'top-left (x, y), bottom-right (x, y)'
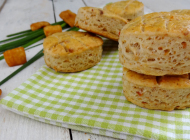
top-left (75, 7), bottom-right (128, 41)
top-left (171, 9), bottom-right (190, 16)
top-left (103, 0), bottom-right (144, 20)
top-left (43, 31), bottom-right (103, 72)
top-left (119, 12), bottom-right (190, 76)
top-left (123, 67), bottom-right (190, 111)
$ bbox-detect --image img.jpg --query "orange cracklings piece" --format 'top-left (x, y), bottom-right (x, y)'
top-left (43, 25), bottom-right (62, 37)
top-left (30, 21), bottom-right (50, 31)
top-left (0, 89), bottom-right (2, 96)
top-left (3, 47), bottom-right (27, 67)
top-left (59, 10), bottom-right (76, 27)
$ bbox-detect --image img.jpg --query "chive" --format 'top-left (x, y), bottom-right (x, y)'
top-left (0, 42), bottom-right (43, 61)
top-left (0, 55), bottom-right (4, 60)
top-left (0, 49), bottom-right (44, 86)
top-left (1, 35), bottom-right (44, 54)
top-left (0, 32), bottom-right (43, 52)
top-left (7, 29), bottom-right (32, 37)
top-left (0, 28), bottom-right (45, 44)
top-left (61, 22), bottom-right (67, 28)
top-left (0, 40), bottom-right (30, 52)
top-left (0, 22), bottom-right (68, 52)
top-left (67, 26), bottom-right (80, 31)
top-left (0, 23), bottom-right (68, 56)
top-left (6, 21), bottom-right (65, 37)
top-left (25, 43), bottom-right (43, 51)
top-left (52, 20), bottom-right (65, 25)
top-left (22, 35), bottom-right (45, 49)
top-left (1, 33), bottom-right (31, 44)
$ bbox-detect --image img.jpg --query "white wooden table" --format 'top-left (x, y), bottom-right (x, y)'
top-left (0, 0), bottom-right (190, 140)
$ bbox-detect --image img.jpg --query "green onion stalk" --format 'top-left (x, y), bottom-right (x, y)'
top-left (6, 20), bottom-right (65, 37)
top-left (0, 49), bottom-right (44, 86)
top-left (0, 22), bottom-right (68, 53)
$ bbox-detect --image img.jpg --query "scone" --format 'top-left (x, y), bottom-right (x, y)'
top-left (119, 12), bottom-right (190, 76)
top-left (75, 7), bottom-right (128, 41)
top-left (43, 31), bottom-right (103, 72)
top-left (123, 67), bottom-right (190, 111)
top-left (171, 9), bottom-right (190, 16)
top-left (103, 0), bottom-right (144, 21)
top-left (75, 0), bottom-right (144, 41)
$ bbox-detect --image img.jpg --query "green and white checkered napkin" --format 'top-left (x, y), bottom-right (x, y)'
top-left (1, 40), bottom-right (190, 140)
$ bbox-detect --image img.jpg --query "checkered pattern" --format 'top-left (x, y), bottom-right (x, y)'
top-left (1, 40), bottom-right (190, 140)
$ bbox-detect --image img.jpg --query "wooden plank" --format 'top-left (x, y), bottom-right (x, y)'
top-left (83, 0), bottom-right (118, 8)
top-left (0, 0), bottom-right (70, 140)
top-left (72, 130), bottom-right (119, 140)
top-left (0, 108), bottom-right (70, 140)
top-left (138, 0), bottom-right (190, 12)
top-left (53, 0), bottom-right (85, 22)
top-left (0, 0), bottom-right (6, 12)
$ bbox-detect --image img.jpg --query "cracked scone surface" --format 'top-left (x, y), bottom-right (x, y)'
top-left (119, 12), bottom-right (190, 76)
top-left (75, 7), bottom-right (128, 41)
top-left (123, 67), bottom-right (190, 111)
top-left (103, 0), bottom-right (144, 21)
top-left (43, 31), bottom-right (103, 72)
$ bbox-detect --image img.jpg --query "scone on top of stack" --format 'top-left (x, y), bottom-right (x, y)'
top-left (119, 11), bottom-right (190, 111)
top-left (75, 0), bottom-right (144, 41)
top-left (43, 31), bottom-right (103, 72)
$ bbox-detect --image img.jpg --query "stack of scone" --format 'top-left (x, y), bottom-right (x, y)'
top-left (75, 0), bottom-right (144, 41)
top-left (119, 10), bottom-right (190, 111)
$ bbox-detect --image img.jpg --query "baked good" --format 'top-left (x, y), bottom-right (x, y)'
top-left (123, 67), bottom-right (190, 111)
top-left (103, 0), bottom-right (144, 21)
top-left (59, 10), bottom-right (76, 27)
top-left (119, 12), bottom-right (190, 76)
top-left (43, 31), bottom-right (103, 72)
top-left (43, 25), bottom-right (62, 37)
top-left (171, 9), bottom-right (190, 16)
top-left (30, 21), bottom-right (50, 31)
top-left (75, 0), bottom-right (144, 41)
top-left (75, 7), bottom-right (128, 41)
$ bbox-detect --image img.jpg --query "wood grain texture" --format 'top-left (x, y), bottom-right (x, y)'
top-left (138, 0), bottom-right (190, 12)
top-left (0, 0), bottom-right (70, 140)
top-left (72, 130), bottom-right (119, 140)
top-left (53, 0), bottom-right (85, 22)
top-left (83, 0), bottom-right (118, 8)
top-left (0, 0), bottom-right (6, 12)
top-left (0, 108), bottom-right (70, 140)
